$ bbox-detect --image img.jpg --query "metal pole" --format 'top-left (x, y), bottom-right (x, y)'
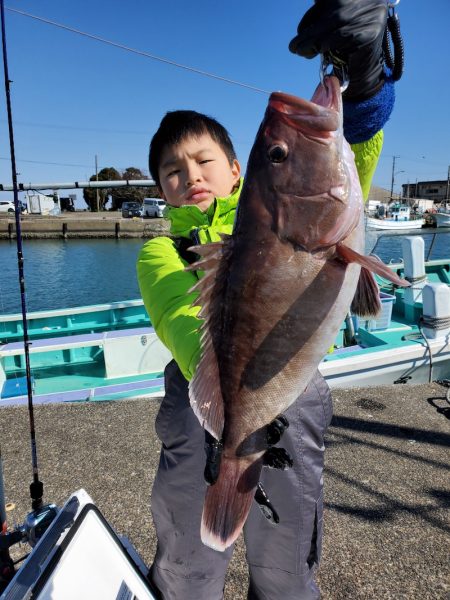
top-left (95, 154), bottom-right (99, 212)
top-left (390, 155), bottom-right (398, 203)
top-left (446, 165), bottom-right (450, 206)
top-left (0, 179), bottom-right (155, 190)
top-left (0, 0), bottom-right (43, 511)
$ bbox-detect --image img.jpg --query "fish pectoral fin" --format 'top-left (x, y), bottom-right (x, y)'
top-left (336, 243), bottom-right (411, 287)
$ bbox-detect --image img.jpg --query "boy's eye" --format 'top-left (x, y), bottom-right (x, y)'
top-left (199, 159), bottom-right (213, 165)
top-left (166, 169), bottom-right (179, 177)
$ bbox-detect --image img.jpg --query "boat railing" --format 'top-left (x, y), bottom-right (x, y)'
top-left (368, 226), bottom-right (450, 261)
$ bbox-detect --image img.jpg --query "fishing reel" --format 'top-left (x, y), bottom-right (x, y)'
top-left (20, 503), bottom-right (59, 547)
top-left (0, 503), bottom-right (59, 551)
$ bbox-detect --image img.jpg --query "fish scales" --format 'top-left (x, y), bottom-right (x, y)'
top-left (188, 76), bottom-right (407, 552)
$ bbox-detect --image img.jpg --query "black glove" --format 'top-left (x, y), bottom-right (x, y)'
top-left (203, 414), bottom-right (293, 486)
top-left (289, 0), bottom-right (388, 102)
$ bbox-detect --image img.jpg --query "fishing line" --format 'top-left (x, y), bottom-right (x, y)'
top-left (0, 0), bottom-right (44, 511)
top-left (5, 7), bottom-right (271, 95)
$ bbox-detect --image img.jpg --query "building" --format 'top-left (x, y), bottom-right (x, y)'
top-left (402, 180), bottom-right (450, 203)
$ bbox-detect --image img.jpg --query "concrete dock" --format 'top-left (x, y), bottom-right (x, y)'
top-left (0, 212), bottom-right (169, 239)
top-left (0, 382), bottom-right (449, 599)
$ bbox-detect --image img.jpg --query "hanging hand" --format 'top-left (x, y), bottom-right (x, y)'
top-left (289, 0), bottom-right (389, 101)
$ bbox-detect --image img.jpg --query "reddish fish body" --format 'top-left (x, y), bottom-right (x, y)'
top-left (188, 76), bottom-right (407, 551)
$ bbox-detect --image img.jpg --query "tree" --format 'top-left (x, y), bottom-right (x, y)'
top-left (110, 167), bottom-right (158, 210)
top-left (83, 166), bottom-right (160, 211)
top-left (83, 167), bottom-right (121, 211)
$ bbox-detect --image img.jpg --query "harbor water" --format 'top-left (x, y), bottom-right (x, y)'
top-left (0, 238), bottom-right (144, 314)
top-left (0, 232), bottom-right (449, 314)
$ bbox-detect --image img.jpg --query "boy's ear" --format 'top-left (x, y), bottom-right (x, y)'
top-left (232, 159), bottom-right (241, 182)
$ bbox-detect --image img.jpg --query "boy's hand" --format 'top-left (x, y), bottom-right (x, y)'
top-left (289, 0), bottom-right (388, 101)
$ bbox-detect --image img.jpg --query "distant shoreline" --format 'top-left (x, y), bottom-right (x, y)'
top-left (0, 213), bottom-right (170, 239)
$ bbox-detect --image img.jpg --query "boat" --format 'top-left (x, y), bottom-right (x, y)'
top-left (366, 204), bottom-right (425, 230)
top-left (433, 211), bottom-right (450, 228)
top-left (0, 300), bottom-right (170, 405)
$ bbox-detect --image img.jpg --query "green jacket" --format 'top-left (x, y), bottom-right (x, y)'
top-left (137, 131), bottom-right (383, 381)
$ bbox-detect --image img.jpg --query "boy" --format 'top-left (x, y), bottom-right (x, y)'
top-left (137, 2), bottom-right (396, 597)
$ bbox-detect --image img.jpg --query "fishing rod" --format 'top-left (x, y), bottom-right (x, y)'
top-left (0, 0), bottom-right (58, 584)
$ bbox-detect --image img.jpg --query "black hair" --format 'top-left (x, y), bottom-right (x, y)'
top-left (149, 110), bottom-right (237, 187)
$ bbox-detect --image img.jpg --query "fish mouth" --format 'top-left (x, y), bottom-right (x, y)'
top-left (268, 76), bottom-right (341, 133)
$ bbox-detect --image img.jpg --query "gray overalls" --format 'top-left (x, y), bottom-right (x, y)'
top-left (149, 359), bottom-right (332, 600)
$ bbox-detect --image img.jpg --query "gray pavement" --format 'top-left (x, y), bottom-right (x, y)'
top-left (0, 382), bottom-right (449, 599)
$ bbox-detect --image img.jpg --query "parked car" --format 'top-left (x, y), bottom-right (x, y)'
top-left (121, 201), bottom-right (142, 218)
top-left (143, 198), bottom-right (166, 218)
top-left (0, 200), bottom-right (17, 213)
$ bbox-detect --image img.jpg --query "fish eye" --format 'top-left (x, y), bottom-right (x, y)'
top-left (267, 142), bottom-right (288, 163)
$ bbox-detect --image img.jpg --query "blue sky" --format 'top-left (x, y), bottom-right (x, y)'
top-left (0, 0), bottom-right (448, 207)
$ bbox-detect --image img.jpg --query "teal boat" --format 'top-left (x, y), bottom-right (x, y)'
top-left (1, 231), bottom-right (449, 405)
top-left (0, 300), bottom-right (170, 404)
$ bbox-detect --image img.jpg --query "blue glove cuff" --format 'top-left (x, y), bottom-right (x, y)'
top-left (343, 70), bottom-right (395, 144)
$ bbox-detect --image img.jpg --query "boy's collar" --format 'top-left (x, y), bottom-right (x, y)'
top-left (165, 178), bottom-right (243, 237)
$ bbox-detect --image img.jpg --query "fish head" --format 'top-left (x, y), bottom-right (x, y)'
top-left (245, 76), bottom-right (363, 252)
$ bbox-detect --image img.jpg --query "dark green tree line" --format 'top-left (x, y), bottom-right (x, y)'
top-left (83, 167), bottom-right (159, 211)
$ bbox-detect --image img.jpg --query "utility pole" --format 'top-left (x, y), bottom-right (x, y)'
top-left (95, 154), bottom-right (99, 212)
top-left (446, 165), bottom-right (450, 207)
top-left (390, 155), bottom-right (399, 204)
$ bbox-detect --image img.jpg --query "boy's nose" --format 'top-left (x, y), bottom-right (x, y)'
top-left (185, 165), bottom-right (202, 186)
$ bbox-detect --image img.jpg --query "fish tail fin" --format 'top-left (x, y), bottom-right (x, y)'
top-left (351, 266), bottom-right (382, 317)
top-left (201, 457), bottom-right (261, 552)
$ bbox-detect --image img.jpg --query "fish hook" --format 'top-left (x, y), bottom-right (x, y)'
top-left (320, 54), bottom-right (349, 94)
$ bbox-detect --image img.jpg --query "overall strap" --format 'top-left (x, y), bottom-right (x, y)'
top-left (174, 230), bottom-right (200, 265)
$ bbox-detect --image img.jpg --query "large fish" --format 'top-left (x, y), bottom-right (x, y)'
top-left (187, 75), bottom-right (408, 552)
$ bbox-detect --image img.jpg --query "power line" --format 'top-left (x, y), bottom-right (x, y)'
top-left (0, 156), bottom-right (93, 168)
top-left (0, 118), bottom-right (149, 135)
top-left (6, 6), bottom-right (270, 95)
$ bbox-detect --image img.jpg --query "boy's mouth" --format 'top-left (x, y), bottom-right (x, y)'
top-left (186, 187), bottom-right (210, 202)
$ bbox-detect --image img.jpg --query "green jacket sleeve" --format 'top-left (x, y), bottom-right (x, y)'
top-left (137, 236), bottom-right (202, 381)
top-left (351, 129), bottom-right (383, 202)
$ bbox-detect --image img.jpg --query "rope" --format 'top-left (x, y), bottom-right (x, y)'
top-left (405, 274), bottom-right (427, 284)
top-left (402, 315), bottom-right (450, 384)
top-left (383, 6), bottom-right (404, 82)
top-left (420, 315), bottom-right (450, 331)
top-left (418, 319), bottom-right (433, 383)
top-left (404, 274), bottom-right (427, 291)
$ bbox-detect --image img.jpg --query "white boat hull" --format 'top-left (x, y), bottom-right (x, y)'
top-left (366, 217), bottom-right (425, 230)
top-left (434, 213), bottom-right (450, 228)
top-left (320, 338), bottom-right (450, 388)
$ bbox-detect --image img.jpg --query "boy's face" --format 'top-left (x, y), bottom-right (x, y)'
top-left (157, 133), bottom-right (241, 212)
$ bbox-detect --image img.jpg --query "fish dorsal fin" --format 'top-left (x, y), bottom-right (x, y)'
top-left (187, 236), bottom-right (233, 440)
